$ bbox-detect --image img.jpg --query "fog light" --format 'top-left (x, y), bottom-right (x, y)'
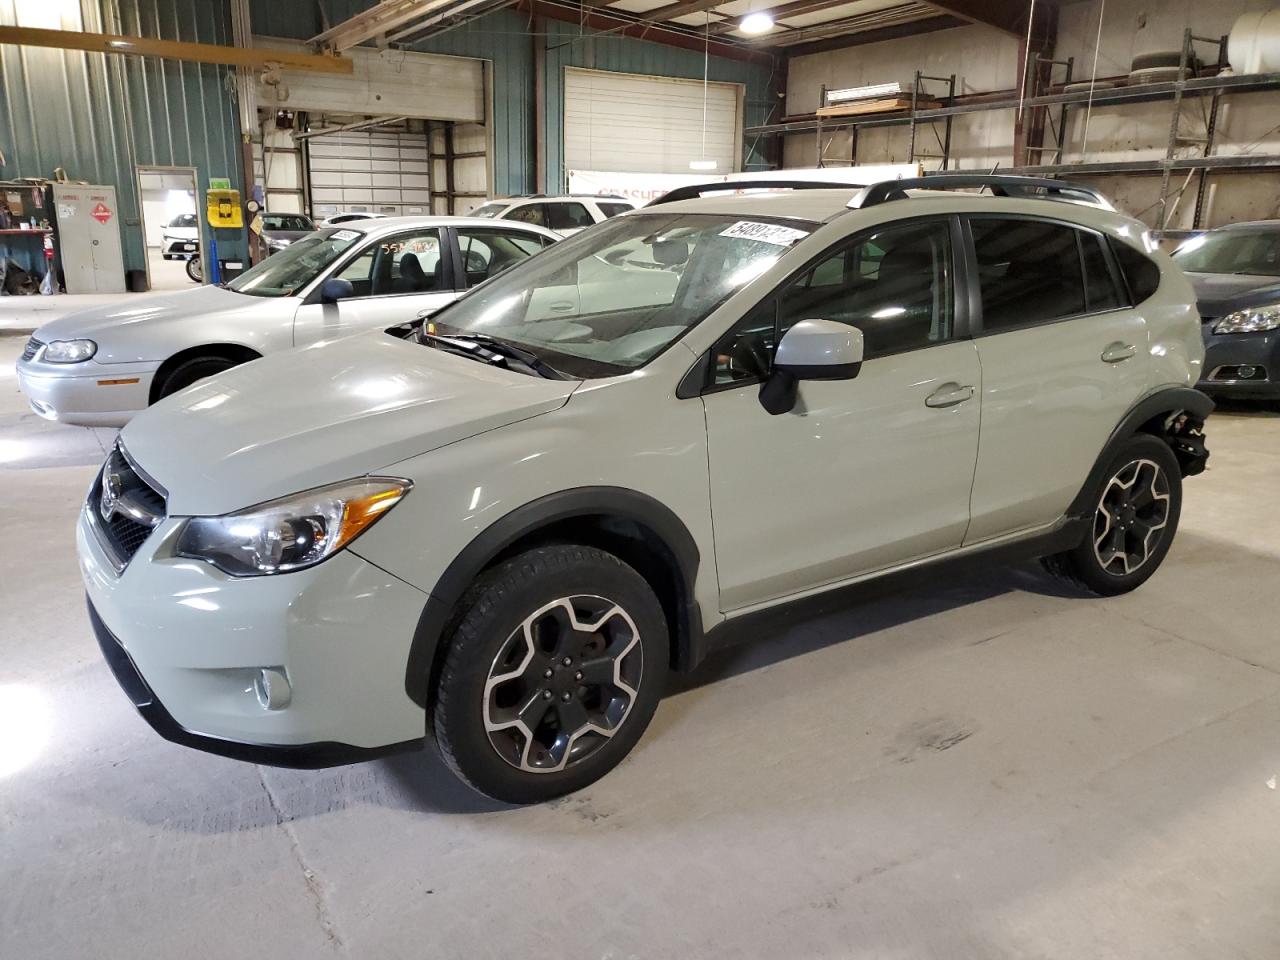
top-left (1237, 365), bottom-right (1258, 379)
top-left (254, 668), bottom-right (291, 710)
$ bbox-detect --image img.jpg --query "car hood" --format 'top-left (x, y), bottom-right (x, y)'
top-left (119, 331), bottom-right (580, 515)
top-left (1186, 272), bottom-right (1280, 318)
top-left (34, 286), bottom-right (291, 363)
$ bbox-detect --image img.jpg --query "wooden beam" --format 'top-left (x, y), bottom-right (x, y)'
top-left (920, 0), bottom-right (1037, 37)
top-left (782, 14), bottom-right (964, 56)
top-left (0, 25), bottom-right (353, 74)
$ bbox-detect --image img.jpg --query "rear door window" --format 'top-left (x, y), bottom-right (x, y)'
top-left (596, 202), bottom-right (633, 219)
top-left (970, 218), bottom-right (1086, 330)
top-left (546, 202), bottom-right (596, 231)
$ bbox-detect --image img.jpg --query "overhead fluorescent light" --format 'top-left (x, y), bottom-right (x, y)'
top-left (740, 12), bottom-right (774, 34)
top-left (689, 160), bottom-right (719, 171)
top-left (826, 82), bottom-right (908, 105)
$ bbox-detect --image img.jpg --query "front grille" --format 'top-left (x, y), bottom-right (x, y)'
top-left (87, 445), bottom-right (167, 572)
top-left (20, 337), bottom-right (43, 362)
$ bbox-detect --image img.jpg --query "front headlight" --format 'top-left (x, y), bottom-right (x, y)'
top-left (42, 339), bottom-right (97, 363)
top-left (1214, 303), bottom-right (1280, 334)
top-left (175, 478), bottom-right (411, 576)
top-left (267, 237), bottom-right (292, 250)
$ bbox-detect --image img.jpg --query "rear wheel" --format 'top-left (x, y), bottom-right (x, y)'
top-left (433, 545), bottom-right (668, 804)
top-left (1042, 434), bottom-right (1182, 596)
top-left (155, 355), bottom-right (237, 399)
top-left (185, 257), bottom-right (202, 283)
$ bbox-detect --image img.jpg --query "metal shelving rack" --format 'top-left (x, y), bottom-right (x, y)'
top-left (750, 28), bottom-right (1280, 231)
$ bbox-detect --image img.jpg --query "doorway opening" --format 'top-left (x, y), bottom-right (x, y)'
top-left (136, 166), bottom-right (202, 290)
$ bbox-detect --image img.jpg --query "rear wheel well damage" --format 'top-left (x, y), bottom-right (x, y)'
top-left (149, 343), bottom-right (262, 403)
top-left (1068, 386), bottom-right (1212, 519)
top-left (404, 490), bottom-right (704, 715)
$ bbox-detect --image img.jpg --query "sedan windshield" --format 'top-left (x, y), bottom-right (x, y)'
top-left (227, 229), bottom-right (363, 298)
top-left (425, 212), bottom-right (814, 377)
top-left (1174, 230), bottom-right (1280, 277)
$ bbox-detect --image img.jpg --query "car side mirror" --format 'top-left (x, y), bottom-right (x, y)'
top-left (760, 319), bottom-right (864, 416)
top-left (319, 277), bottom-right (354, 304)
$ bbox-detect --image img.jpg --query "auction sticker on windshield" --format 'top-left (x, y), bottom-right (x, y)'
top-left (719, 221), bottom-right (809, 246)
top-left (331, 230), bottom-right (360, 242)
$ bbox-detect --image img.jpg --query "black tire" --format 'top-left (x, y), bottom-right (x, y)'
top-left (433, 545), bottom-right (668, 804)
top-left (1041, 434), bottom-right (1182, 596)
top-left (185, 257), bottom-right (202, 283)
top-left (156, 355), bottom-right (237, 399)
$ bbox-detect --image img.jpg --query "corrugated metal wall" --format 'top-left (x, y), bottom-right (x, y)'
top-left (0, 0), bottom-right (245, 276)
top-left (248, 3), bottom-right (775, 196)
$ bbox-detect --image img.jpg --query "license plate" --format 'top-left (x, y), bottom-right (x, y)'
top-left (182, 243), bottom-right (197, 251)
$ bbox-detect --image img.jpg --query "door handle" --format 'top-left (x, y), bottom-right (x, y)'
top-left (925, 383), bottom-right (975, 408)
top-left (1101, 342), bottom-right (1136, 363)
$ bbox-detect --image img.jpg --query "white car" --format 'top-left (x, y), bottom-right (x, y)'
top-left (16, 216), bottom-right (559, 426)
top-left (80, 175), bottom-right (1210, 804)
top-left (159, 213), bottom-right (199, 261)
top-left (471, 194), bottom-right (637, 236)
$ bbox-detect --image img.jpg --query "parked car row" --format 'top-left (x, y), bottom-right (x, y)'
top-left (34, 174), bottom-right (1218, 804)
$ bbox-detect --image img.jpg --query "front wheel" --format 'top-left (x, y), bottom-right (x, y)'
top-left (1042, 434), bottom-right (1182, 596)
top-left (433, 545), bottom-right (668, 804)
top-left (155, 355), bottom-right (237, 399)
top-left (185, 257), bottom-right (202, 283)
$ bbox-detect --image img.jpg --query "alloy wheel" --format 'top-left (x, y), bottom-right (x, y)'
top-left (1092, 458), bottom-right (1171, 576)
top-left (483, 595), bottom-right (642, 773)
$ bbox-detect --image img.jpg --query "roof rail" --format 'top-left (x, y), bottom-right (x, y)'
top-left (648, 179), bottom-right (859, 206)
top-left (853, 175), bottom-right (1113, 210)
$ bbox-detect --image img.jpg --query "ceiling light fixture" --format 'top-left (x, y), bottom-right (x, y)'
top-left (740, 12), bottom-right (774, 34)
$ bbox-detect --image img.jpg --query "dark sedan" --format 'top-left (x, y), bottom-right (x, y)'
top-left (1173, 221), bottom-right (1280, 400)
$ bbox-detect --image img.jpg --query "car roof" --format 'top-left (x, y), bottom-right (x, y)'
top-left (326, 214), bottom-right (560, 238)
top-left (636, 186), bottom-right (1125, 227)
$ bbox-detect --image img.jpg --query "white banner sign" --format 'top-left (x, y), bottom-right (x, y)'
top-left (568, 164), bottom-right (923, 205)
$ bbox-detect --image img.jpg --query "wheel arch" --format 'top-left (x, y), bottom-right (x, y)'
top-left (149, 343), bottom-right (264, 403)
top-left (1066, 386), bottom-right (1213, 518)
top-left (404, 486), bottom-right (705, 710)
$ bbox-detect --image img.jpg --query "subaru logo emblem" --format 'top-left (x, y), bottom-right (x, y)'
top-left (99, 470), bottom-right (123, 522)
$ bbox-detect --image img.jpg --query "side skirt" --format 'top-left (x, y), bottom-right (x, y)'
top-left (695, 517), bottom-right (1089, 666)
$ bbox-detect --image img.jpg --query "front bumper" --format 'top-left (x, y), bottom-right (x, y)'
top-left (1197, 328), bottom-right (1280, 398)
top-left (15, 359), bottom-right (157, 427)
top-left (161, 238), bottom-right (199, 259)
top-left (79, 504), bottom-right (430, 764)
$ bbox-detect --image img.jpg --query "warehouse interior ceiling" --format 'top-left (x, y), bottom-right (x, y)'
top-left (303, 0), bottom-right (1029, 60)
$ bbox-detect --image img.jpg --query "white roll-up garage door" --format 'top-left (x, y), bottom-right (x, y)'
top-left (308, 129), bottom-right (432, 219)
top-left (563, 67), bottom-right (743, 176)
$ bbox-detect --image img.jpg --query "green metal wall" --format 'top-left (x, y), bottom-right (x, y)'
top-left (247, 3), bottom-right (776, 196)
top-left (0, 0), bottom-right (246, 277)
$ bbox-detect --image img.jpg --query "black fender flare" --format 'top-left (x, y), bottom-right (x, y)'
top-left (403, 486), bottom-right (704, 709)
top-left (1066, 386), bottom-right (1213, 518)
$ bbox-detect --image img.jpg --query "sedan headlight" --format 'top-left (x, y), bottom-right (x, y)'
top-left (175, 478), bottom-right (411, 576)
top-left (267, 237), bottom-right (292, 250)
top-left (41, 339), bottom-right (97, 363)
top-left (1214, 303), bottom-right (1280, 334)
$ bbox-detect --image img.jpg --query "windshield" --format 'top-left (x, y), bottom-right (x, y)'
top-left (471, 202), bottom-right (509, 219)
top-left (167, 214), bottom-right (197, 229)
top-left (1174, 230), bottom-right (1280, 277)
top-left (262, 214), bottom-right (315, 232)
top-left (227, 229), bottom-right (363, 298)
top-left (424, 212), bottom-right (815, 378)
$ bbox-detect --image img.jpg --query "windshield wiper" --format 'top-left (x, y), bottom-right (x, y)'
top-left (420, 332), bottom-right (566, 380)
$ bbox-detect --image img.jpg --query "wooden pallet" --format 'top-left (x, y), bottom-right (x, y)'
top-left (816, 97), bottom-right (940, 118)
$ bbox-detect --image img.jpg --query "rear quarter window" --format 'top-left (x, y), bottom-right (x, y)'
top-left (1109, 238), bottom-right (1161, 305)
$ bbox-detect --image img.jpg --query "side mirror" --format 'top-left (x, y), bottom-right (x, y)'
top-left (760, 319), bottom-right (864, 416)
top-left (319, 277), bottom-right (354, 304)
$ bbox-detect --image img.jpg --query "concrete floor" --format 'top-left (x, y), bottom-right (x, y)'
top-left (2, 332), bottom-right (1280, 959)
top-left (146, 246), bottom-right (197, 291)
